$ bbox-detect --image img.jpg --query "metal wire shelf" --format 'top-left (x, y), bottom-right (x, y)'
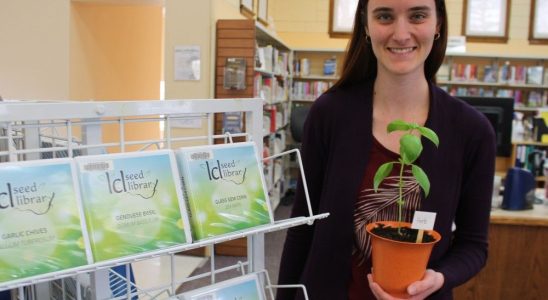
top-left (0, 99), bottom-right (327, 299)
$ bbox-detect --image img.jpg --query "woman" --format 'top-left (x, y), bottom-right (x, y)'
top-left (277, 0), bottom-right (496, 299)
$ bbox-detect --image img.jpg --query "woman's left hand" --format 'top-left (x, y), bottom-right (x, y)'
top-left (367, 269), bottom-right (444, 300)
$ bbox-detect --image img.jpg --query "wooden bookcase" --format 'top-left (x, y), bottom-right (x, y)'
top-left (214, 19), bottom-right (292, 256)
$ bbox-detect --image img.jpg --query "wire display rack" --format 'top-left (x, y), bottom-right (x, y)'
top-left (0, 99), bottom-right (328, 299)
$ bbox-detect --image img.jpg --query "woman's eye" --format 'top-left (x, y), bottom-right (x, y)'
top-left (410, 13), bottom-right (428, 22)
top-left (375, 13), bottom-right (393, 22)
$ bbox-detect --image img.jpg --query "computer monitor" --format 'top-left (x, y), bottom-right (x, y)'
top-left (457, 96), bottom-right (514, 157)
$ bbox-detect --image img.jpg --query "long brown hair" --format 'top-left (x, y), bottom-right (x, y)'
top-left (330, 0), bottom-right (448, 90)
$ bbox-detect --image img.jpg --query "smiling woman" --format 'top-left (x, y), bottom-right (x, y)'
top-left (366, 1), bottom-right (439, 87)
top-left (277, 0), bottom-right (496, 299)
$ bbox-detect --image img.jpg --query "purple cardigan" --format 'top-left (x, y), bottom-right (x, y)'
top-left (277, 81), bottom-right (496, 300)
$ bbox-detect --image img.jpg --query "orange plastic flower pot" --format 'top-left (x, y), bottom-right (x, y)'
top-left (365, 221), bottom-right (441, 298)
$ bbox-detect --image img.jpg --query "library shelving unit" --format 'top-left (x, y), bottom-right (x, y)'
top-left (437, 53), bottom-right (548, 178)
top-left (291, 48), bottom-right (345, 102)
top-left (215, 19), bottom-right (291, 212)
top-left (0, 99), bottom-right (327, 299)
top-left (437, 53), bottom-right (548, 109)
top-left (255, 22), bottom-right (292, 212)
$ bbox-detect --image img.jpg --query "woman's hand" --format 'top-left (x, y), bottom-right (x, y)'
top-left (367, 269), bottom-right (444, 300)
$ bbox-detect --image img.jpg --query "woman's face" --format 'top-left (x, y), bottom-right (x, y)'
top-left (366, 0), bottom-right (440, 78)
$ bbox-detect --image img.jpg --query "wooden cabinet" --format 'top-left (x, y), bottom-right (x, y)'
top-left (454, 206), bottom-right (548, 299)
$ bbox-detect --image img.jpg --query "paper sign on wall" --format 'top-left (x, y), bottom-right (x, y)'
top-left (175, 45), bottom-right (200, 81)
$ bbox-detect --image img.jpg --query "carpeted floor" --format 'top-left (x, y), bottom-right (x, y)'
top-left (175, 203), bottom-right (293, 295)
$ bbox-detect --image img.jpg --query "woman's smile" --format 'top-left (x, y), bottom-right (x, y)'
top-left (387, 47), bottom-right (417, 54)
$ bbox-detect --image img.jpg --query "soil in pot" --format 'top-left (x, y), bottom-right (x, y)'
top-left (370, 223), bottom-right (436, 243)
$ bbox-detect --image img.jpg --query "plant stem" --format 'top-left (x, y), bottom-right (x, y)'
top-left (398, 159), bottom-right (405, 235)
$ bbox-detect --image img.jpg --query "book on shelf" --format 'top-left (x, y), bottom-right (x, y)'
top-left (527, 91), bottom-right (547, 107)
top-left (483, 65), bottom-right (498, 83)
top-left (300, 58), bottom-right (310, 76)
top-left (527, 91), bottom-right (542, 107)
top-left (177, 273), bottom-right (265, 300)
top-left (451, 63), bottom-right (477, 81)
top-left (255, 42), bottom-right (265, 70)
top-left (483, 89), bottom-right (495, 97)
top-left (498, 62), bottom-right (510, 83)
top-left (264, 106), bottom-right (277, 133)
top-left (261, 77), bottom-right (273, 101)
top-left (274, 51), bottom-right (289, 75)
top-left (0, 158), bottom-right (91, 283)
top-left (323, 57), bottom-right (337, 76)
top-left (437, 63), bottom-right (450, 81)
top-left (277, 51), bottom-right (290, 76)
top-left (75, 150), bottom-right (191, 262)
top-left (526, 66), bottom-right (544, 85)
top-left (260, 45), bottom-right (274, 72)
top-left (511, 65), bottom-right (527, 84)
top-left (253, 73), bottom-right (262, 98)
top-left (496, 89), bottom-right (514, 98)
top-left (175, 142), bottom-right (273, 241)
top-left (293, 58), bottom-right (300, 77)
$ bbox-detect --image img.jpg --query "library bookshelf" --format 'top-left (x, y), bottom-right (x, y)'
top-left (438, 53), bottom-right (548, 109)
top-left (291, 48), bottom-right (345, 102)
top-left (215, 19), bottom-right (294, 255)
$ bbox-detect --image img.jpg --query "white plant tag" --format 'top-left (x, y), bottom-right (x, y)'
top-left (411, 211), bottom-right (437, 230)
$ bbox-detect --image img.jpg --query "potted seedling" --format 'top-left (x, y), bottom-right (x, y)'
top-left (365, 120), bottom-right (441, 298)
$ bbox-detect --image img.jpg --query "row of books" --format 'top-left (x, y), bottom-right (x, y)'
top-left (255, 44), bottom-right (290, 76)
top-left (263, 106), bottom-right (287, 134)
top-left (439, 63), bottom-right (546, 85)
top-left (293, 57), bottom-right (339, 77)
top-left (0, 143), bottom-right (273, 284)
top-left (254, 74), bottom-right (288, 103)
top-left (291, 81), bottom-right (333, 101)
top-left (442, 86), bottom-right (548, 108)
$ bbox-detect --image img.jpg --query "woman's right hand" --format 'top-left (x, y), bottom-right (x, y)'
top-left (367, 269), bottom-right (444, 300)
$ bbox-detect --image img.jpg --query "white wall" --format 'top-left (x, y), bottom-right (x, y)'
top-left (0, 0), bottom-right (70, 100)
top-left (164, 0), bottom-right (213, 99)
top-left (270, 0), bottom-right (548, 55)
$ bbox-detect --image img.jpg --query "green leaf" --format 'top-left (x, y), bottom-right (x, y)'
top-left (387, 120), bottom-right (413, 133)
top-left (373, 162), bottom-right (394, 192)
top-left (418, 127), bottom-right (439, 147)
top-left (400, 134), bottom-right (422, 164)
top-left (412, 165), bottom-right (430, 196)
